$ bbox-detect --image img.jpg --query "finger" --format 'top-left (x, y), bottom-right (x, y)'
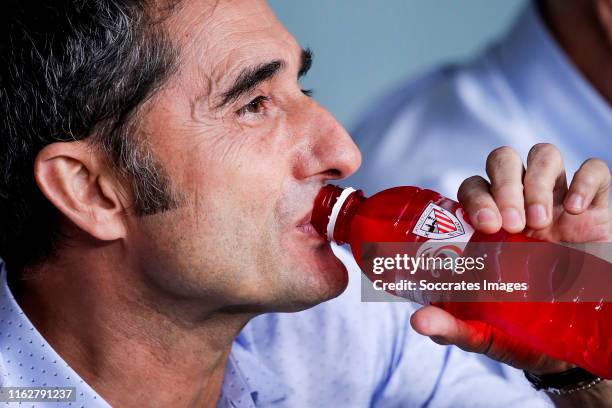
top-left (410, 305), bottom-right (494, 354)
top-left (524, 143), bottom-right (567, 229)
top-left (485, 146), bottom-right (526, 233)
top-left (457, 176), bottom-right (502, 234)
top-left (564, 158), bottom-right (611, 214)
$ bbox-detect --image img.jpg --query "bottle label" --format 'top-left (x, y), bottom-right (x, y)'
top-left (412, 202), bottom-right (474, 241)
top-left (413, 205), bottom-right (475, 263)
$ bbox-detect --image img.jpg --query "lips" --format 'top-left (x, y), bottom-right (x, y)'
top-left (296, 210), bottom-right (324, 239)
top-left (296, 211), bottom-right (312, 228)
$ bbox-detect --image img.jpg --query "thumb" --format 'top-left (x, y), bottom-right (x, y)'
top-left (409, 305), bottom-right (573, 373)
top-left (410, 305), bottom-right (495, 353)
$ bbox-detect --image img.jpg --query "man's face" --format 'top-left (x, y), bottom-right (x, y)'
top-left (127, 0), bottom-right (361, 311)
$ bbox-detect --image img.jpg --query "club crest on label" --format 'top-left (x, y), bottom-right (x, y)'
top-left (412, 202), bottom-right (465, 239)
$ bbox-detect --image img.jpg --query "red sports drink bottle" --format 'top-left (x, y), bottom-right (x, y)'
top-left (311, 184), bottom-right (612, 379)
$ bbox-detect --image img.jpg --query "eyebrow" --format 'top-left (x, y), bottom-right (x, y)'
top-left (215, 48), bottom-right (314, 110)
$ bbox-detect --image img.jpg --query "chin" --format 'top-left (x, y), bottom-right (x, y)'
top-left (275, 242), bottom-right (349, 312)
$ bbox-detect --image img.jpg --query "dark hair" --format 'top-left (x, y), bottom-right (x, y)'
top-left (0, 0), bottom-right (181, 271)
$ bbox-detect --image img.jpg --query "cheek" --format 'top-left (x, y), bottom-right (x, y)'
top-left (181, 163), bottom-right (285, 260)
top-left (179, 125), bottom-right (294, 227)
top-left (150, 109), bottom-right (299, 263)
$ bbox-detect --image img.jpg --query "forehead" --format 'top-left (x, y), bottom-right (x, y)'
top-left (167, 0), bottom-right (299, 87)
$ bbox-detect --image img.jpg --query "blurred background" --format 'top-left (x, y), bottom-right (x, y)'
top-left (268, 0), bottom-right (527, 128)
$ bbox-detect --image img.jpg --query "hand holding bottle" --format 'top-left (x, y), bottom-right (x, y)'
top-left (410, 143), bottom-right (612, 375)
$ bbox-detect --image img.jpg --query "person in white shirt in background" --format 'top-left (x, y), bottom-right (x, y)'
top-left (347, 0), bottom-right (612, 392)
top-left (349, 0), bottom-right (612, 197)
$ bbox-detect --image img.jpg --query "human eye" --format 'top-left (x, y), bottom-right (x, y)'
top-left (236, 95), bottom-right (269, 117)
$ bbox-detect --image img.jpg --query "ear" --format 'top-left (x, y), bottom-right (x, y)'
top-left (34, 141), bottom-right (128, 241)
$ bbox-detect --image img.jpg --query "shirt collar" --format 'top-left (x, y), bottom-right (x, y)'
top-left (490, 1), bottom-right (612, 153)
top-left (0, 262), bottom-right (110, 406)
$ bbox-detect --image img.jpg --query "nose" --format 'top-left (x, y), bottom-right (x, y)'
top-left (293, 99), bottom-right (362, 181)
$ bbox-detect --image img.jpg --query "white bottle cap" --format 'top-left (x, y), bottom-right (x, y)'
top-left (326, 187), bottom-right (357, 241)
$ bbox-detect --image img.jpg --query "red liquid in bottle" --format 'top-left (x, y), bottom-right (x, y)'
top-left (311, 185), bottom-right (612, 379)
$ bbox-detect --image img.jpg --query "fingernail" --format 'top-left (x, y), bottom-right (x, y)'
top-left (566, 193), bottom-right (583, 211)
top-left (501, 208), bottom-right (522, 230)
top-left (475, 208), bottom-right (497, 226)
top-left (527, 204), bottom-right (547, 226)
